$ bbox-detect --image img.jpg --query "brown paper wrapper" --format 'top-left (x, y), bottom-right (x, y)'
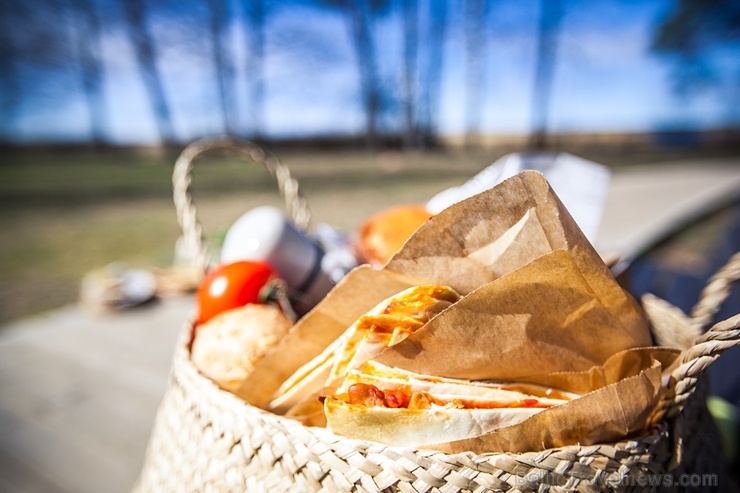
top-left (384, 169), bottom-right (599, 294)
top-left (427, 347), bottom-right (678, 454)
top-left (373, 248), bottom-right (653, 381)
top-left (234, 169), bottom-right (657, 450)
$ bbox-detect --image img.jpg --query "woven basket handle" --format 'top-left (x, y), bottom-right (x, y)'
top-left (689, 251), bottom-right (740, 332)
top-left (664, 251), bottom-right (740, 418)
top-left (172, 137), bottom-right (311, 274)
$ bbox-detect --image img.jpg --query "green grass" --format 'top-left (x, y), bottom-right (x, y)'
top-left (0, 146), bottom-right (490, 324)
top-left (1, 144), bottom-right (738, 325)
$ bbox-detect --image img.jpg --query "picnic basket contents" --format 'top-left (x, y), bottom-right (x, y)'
top-left (134, 137), bottom-right (740, 492)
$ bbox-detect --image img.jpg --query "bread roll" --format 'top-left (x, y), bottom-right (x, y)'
top-left (192, 303), bottom-right (292, 392)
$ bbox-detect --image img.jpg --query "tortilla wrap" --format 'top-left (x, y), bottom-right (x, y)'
top-left (340, 361), bottom-right (578, 400)
top-left (325, 362), bottom-right (573, 447)
top-left (269, 285), bottom-right (459, 414)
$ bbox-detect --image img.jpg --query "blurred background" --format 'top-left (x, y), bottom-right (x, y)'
top-left (2, 0), bottom-right (740, 145)
top-left (1, 0), bottom-right (740, 491)
top-left (1, 0), bottom-right (739, 323)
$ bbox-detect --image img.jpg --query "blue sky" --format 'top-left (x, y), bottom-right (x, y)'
top-left (3, 0), bottom-right (739, 145)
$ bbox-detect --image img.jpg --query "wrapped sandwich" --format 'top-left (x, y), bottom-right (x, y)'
top-left (264, 259), bottom-right (673, 452)
top-left (269, 284), bottom-right (460, 413)
top-left (323, 362), bottom-right (577, 448)
top-left (236, 171), bottom-right (676, 453)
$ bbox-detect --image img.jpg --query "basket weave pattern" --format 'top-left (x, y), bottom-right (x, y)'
top-left (134, 139), bottom-right (739, 492)
top-left (135, 326), bottom-right (681, 493)
top-left (134, 314), bottom-right (736, 492)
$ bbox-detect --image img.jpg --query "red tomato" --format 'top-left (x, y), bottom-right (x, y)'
top-left (196, 260), bottom-right (275, 324)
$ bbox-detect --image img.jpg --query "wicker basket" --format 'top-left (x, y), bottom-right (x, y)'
top-left (134, 138), bottom-right (740, 492)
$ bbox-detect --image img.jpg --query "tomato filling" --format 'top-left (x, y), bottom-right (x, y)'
top-left (341, 383), bottom-right (552, 410)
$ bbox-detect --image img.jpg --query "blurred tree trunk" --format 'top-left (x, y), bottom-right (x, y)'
top-left (243, 0), bottom-right (265, 139)
top-left (344, 0), bottom-right (382, 147)
top-left (321, 0), bottom-right (387, 147)
top-left (529, 0), bottom-right (563, 150)
top-left (0, 2), bottom-right (70, 136)
top-left (402, 0), bottom-right (419, 148)
top-left (0, 7), bottom-right (22, 134)
top-left (70, 0), bottom-right (108, 145)
top-left (417, 0), bottom-right (447, 148)
top-left (121, 0), bottom-right (176, 145)
top-left (208, 0), bottom-right (237, 136)
top-left (464, 0), bottom-right (487, 148)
